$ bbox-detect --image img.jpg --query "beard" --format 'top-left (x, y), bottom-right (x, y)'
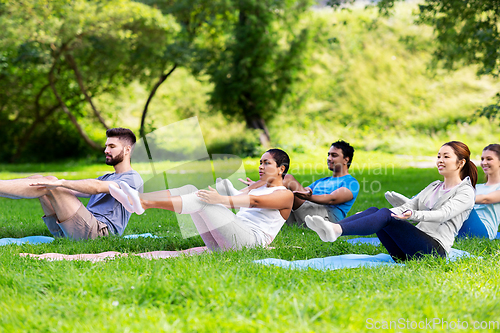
top-left (105, 149), bottom-right (125, 166)
top-left (328, 162), bottom-right (341, 172)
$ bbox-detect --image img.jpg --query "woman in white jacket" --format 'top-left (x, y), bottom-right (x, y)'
top-left (306, 141), bottom-right (477, 261)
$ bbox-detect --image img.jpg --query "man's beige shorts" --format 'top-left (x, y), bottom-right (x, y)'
top-left (44, 204), bottom-right (109, 240)
top-left (286, 200), bottom-right (340, 228)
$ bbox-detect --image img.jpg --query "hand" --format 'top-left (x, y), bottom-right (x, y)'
top-left (196, 186), bottom-right (223, 205)
top-left (391, 210), bottom-right (412, 220)
top-left (29, 179), bottom-right (65, 190)
top-left (293, 188), bottom-right (312, 200)
top-left (238, 177), bottom-right (255, 186)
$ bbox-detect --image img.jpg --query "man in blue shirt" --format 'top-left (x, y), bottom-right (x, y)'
top-left (0, 128), bottom-right (143, 239)
top-left (284, 140), bottom-right (359, 227)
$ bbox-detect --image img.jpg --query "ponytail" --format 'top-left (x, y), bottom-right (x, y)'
top-left (461, 160), bottom-right (478, 187)
top-left (443, 141), bottom-right (477, 187)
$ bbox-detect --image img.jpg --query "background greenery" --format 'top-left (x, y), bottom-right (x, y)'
top-left (97, 3), bottom-right (500, 158)
top-left (1, 1), bottom-right (499, 163)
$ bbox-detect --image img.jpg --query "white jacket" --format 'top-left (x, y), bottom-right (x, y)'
top-left (390, 177), bottom-right (475, 253)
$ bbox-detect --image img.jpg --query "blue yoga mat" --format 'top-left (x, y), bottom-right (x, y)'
top-left (346, 237), bottom-right (382, 245)
top-left (0, 236), bottom-right (55, 246)
top-left (0, 233), bottom-right (160, 246)
top-left (255, 253), bottom-right (400, 270)
top-left (255, 237), bottom-right (475, 271)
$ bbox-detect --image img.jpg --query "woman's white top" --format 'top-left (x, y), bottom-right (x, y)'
top-left (475, 183), bottom-right (500, 239)
top-left (237, 185), bottom-right (287, 246)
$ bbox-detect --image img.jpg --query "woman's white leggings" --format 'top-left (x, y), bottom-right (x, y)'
top-left (170, 185), bottom-right (261, 251)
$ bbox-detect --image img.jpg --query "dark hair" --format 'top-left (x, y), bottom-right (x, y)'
top-left (331, 140), bottom-right (355, 168)
top-left (442, 141), bottom-right (477, 187)
top-left (483, 144), bottom-right (500, 159)
top-left (266, 148), bottom-right (290, 179)
top-left (106, 128), bottom-right (136, 146)
top-left (482, 144), bottom-right (500, 182)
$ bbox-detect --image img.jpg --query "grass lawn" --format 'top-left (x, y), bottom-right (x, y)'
top-left (1, 162), bottom-right (499, 332)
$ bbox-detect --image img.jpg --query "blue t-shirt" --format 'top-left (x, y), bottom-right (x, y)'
top-left (308, 174), bottom-right (360, 221)
top-left (86, 170), bottom-right (143, 236)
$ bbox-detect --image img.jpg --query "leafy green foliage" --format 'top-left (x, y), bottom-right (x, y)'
top-left (0, 0), bottom-right (179, 161)
top-left (270, 4), bottom-right (500, 156)
top-left (207, 0), bottom-right (312, 145)
top-left (374, 0), bottom-right (500, 121)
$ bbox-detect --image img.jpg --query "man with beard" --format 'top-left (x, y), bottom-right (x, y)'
top-left (0, 128), bottom-right (143, 239)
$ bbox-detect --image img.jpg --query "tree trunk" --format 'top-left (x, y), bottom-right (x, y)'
top-left (65, 52), bottom-right (110, 129)
top-left (245, 116), bottom-right (271, 147)
top-left (48, 67), bottom-right (103, 151)
top-left (140, 63), bottom-right (178, 138)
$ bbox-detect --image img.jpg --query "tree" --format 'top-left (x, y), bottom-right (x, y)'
top-left (207, 0), bottom-right (312, 147)
top-left (330, 0), bottom-right (500, 120)
top-left (135, 0), bottom-right (234, 138)
top-left (0, 0), bottom-right (179, 161)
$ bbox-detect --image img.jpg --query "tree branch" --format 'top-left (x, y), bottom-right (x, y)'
top-left (140, 63), bottom-right (178, 138)
top-left (65, 52), bottom-right (110, 129)
top-left (48, 52), bottom-right (102, 151)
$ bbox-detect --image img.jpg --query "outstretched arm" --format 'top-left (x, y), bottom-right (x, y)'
top-left (197, 187), bottom-right (293, 210)
top-left (30, 179), bottom-right (118, 196)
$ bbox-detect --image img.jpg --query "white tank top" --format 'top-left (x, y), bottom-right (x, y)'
top-left (236, 185), bottom-right (288, 245)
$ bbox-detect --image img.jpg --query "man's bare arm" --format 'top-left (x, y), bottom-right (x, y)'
top-left (294, 187), bottom-right (354, 205)
top-left (30, 179), bottom-right (118, 195)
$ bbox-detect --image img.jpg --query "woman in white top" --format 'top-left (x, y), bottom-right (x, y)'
top-left (109, 149), bottom-right (293, 250)
top-left (457, 144), bottom-right (500, 239)
top-left (306, 141), bottom-right (477, 261)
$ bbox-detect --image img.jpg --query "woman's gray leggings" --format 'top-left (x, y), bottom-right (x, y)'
top-left (170, 185), bottom-right (261, 251)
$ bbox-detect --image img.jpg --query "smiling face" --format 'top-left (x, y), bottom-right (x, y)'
top-left (104, 137), bottom-right (128, 166)
top-left (327, 146), bottom-right (348, 172)
top-left (258, 152), bottom-right (284, 181)
top-left (436, 145), bottom-right (465, 177)
top-left (481, 149), bottom-right (500, 176)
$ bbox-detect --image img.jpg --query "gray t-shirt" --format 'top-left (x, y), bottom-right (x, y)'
top-left (86, 170), bottom-right (143, 235)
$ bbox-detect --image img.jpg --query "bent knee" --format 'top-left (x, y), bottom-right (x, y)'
top-left (173, 184), bottom-right (198, 196)
top-left (378, 207), bottom-right (392, 215)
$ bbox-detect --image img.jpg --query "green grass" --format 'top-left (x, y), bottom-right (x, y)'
top-left (1, 161), bottom-right (500, 332)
